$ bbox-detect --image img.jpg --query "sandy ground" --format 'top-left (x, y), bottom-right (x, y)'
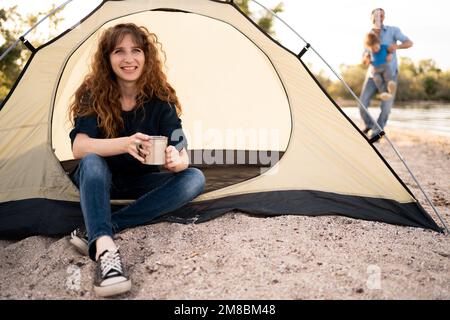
top-left (0, 127), bottom-right (449, 300)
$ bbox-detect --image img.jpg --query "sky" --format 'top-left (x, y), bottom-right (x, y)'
top-left (2, 0), bottom-right (450, 76)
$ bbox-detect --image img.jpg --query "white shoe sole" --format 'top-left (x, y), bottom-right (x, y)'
top-left (69, 237), bottom-right (89, 256)
top-left (94, 279), bottom-right (131, 297)
top-left (379, 92), bottom-right (393, 101)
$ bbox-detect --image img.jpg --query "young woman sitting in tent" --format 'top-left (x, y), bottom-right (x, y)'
top-left (68, 23), bottom-right (205, 297)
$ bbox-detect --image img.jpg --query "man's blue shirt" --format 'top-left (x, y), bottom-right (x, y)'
top-left (365, 25), bottom-right (410, 77)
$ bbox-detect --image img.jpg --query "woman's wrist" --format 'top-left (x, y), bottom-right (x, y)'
top-left (121, 136), bottom-right (130, 154)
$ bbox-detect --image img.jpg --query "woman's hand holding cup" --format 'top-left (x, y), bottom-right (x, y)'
top-left (126, 132), bottom-right (152, 163)
top-left (164, 145), bottom-right (181, 171)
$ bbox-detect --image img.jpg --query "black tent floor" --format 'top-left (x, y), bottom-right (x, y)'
top-left (60, 159), bottom-right (268, 194)
top-left (192, 164), bottom-right (262, 193)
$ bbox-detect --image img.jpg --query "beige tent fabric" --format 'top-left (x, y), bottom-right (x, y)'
top-left (0, 46), bottom-right (80, 202)
top-left (0, 0), bottom-right (415, 205)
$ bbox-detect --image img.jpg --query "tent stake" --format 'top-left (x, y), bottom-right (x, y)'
top-left (251, 0), bottom-right (449, 234)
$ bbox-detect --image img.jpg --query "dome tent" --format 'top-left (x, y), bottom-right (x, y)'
top-left (0, 0), bottom-right (442, 237)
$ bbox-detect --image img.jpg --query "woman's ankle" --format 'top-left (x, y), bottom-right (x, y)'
top-left (95, 235), bottom-right (117, 261)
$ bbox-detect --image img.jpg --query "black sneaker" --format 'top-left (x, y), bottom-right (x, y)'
top-left (369, 131), bottom-right (385, 143)
top-left (69, 227), bottom-right (88, 256)
top-left (94, 249), bottom-right (131, 297)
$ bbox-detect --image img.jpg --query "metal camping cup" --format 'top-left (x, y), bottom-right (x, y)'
top-left (140, 136), bottom-right (168, 165)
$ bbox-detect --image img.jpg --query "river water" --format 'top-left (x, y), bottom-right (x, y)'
top-left (342, 105), bottom-right (450, 137)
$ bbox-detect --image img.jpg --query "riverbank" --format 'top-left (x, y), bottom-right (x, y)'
top-left (336, 98), bottom-right (450, 108)
top-left (0, 127), bottom-right (449, 299)
top-left (344, 105), bottom-right (450, 137)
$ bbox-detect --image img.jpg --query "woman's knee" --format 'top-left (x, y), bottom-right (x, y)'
top-left (181, 167), bottom-right (206, 197)
top-left (78, 153), bottom-right (111, 182)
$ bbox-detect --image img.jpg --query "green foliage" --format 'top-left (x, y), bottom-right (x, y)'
top-left (0, 6), bottom-right (24, 98)
top-left (325, 63), bottom-right (367, 99)
top-left (315, 57), bottom-right (450, 102)
top-left (237, 0), bottom-right (251, 15)
top-left (0, 4), bottom-right (62, 102)
top-left (235, 0), bottom-right (284, 35)
top-left (396, 58), bottom-right (448, 101)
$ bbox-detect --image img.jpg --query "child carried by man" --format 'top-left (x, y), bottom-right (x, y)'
top-left (363, 32), bottom-right (397, 101)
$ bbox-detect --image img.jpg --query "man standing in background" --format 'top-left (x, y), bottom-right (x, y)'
top-left (359, 8), bottom-right (413, 143)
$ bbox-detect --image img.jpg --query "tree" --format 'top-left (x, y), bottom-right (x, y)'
top-left (338, 63), bottom-right (366, 98)
top-left (435, 70), bottom-right (450, 100)
top-left (235, 0), bottom-right (284, 35)
top-left (0, 6), bottom-right (24, 99)
top-left (396, 57), bottom-right (447, 101)
top-left (417, 59), bottom-right (441, 74)
top-left (417, 59), bottom-right (442, 99)
top-left (0, 4), bottom-right (63, 101)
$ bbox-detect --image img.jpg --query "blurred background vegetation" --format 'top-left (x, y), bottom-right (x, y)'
top-left (1, 1), bottom-right (449, 104)
top-left (314, 58), bottom-right (450, 102)
top-left (0, 4), bottom-right (62, 100)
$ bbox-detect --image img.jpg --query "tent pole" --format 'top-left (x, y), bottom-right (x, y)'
top-left (251, 0), bottom-right (449, 234)
top-left (0, 0), bottom-right (74, 62)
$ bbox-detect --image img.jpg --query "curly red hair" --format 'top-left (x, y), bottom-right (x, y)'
top-left (69, 23), bottom-right (181, 138)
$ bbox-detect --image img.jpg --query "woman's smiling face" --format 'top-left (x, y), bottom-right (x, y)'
top-left (109, 34), bottom-right (145, 86)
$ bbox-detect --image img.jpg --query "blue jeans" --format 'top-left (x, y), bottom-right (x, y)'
top-left (359, 73), bottom-right (398, 136)
top-left (71, 153), bottom-right (205, 260)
